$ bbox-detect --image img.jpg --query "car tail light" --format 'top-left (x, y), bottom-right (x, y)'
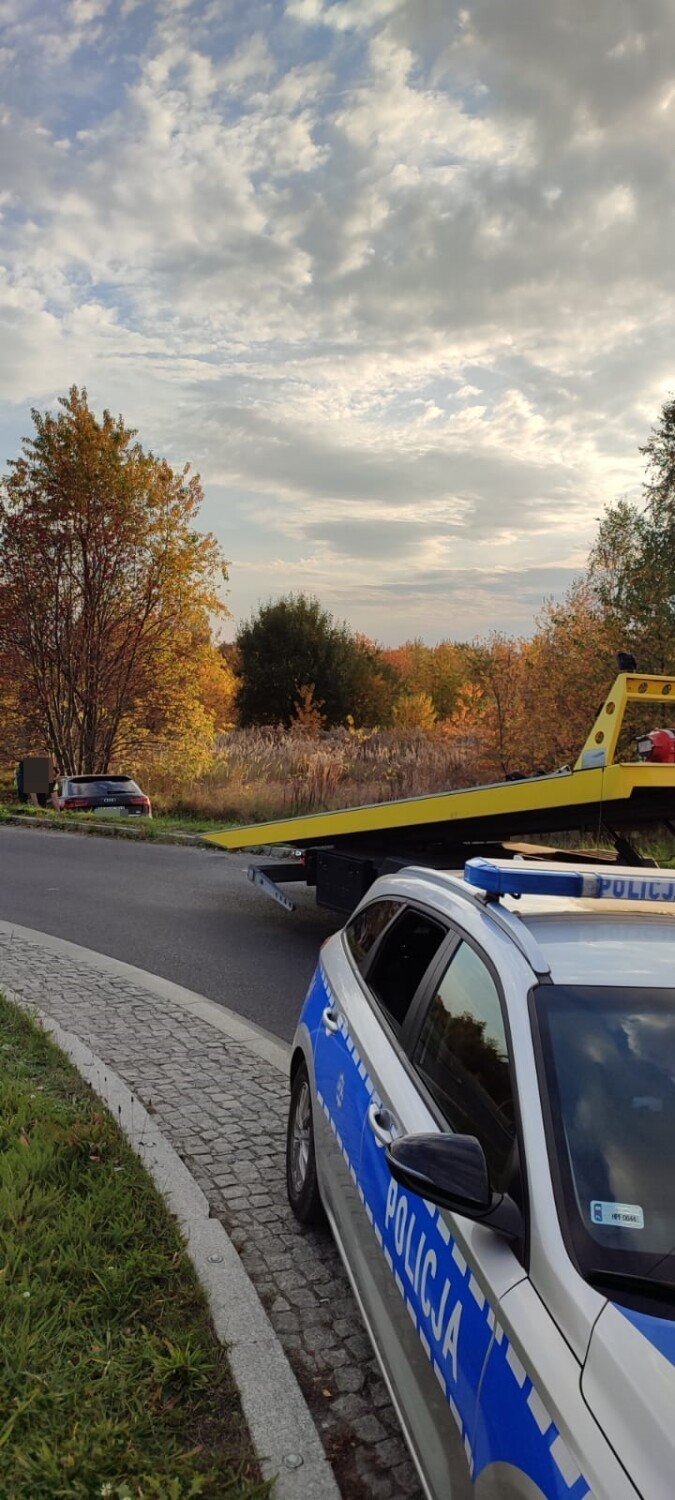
top-left (62, 797), bottom-right (90, 809)
top-left (128, 796), bottom-right (151, 810)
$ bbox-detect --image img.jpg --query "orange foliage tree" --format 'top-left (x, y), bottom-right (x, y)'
top-left (383, 639), bottom-right (468, 719)
top-left (435, 588), bottom-right (620, 782)
top-left (517, 581), bottom-right (621, 771)
top-left (0, 388), bottom-right (229, 773)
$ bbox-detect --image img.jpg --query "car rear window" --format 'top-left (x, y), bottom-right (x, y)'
top-left (367, 908), bottom-right (446, 1029)
top-left (344, 899), bottom-right (405, 972)
top-left (67, 778), bottom-right (141, 796)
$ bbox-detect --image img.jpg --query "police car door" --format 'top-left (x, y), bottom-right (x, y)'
top-left (359, 928), bottom-right (527, 1499)
top-left (312, 896), bottom-right (407, 1253)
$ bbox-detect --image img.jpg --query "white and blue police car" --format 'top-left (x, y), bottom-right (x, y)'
top-left (286, 859), bottom-right (675, 1500)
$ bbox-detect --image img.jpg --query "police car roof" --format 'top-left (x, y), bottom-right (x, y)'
top-left (398, 865), bottom-right (675, 989)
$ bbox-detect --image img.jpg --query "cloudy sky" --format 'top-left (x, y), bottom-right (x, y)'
top-left (1, 0), bottom-right (673, 644)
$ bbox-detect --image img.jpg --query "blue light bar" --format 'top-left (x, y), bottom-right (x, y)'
top-left (464, 858), bottom-right (675, 904)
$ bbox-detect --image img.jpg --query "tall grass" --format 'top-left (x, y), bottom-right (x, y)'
top-left (145, 725), bottom-right (482, 823)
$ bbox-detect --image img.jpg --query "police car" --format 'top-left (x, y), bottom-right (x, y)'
top-left (285, 859), bottom-right (675, 1500)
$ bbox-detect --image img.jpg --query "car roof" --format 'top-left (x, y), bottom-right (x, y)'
top-left (67, 773), bottom-right (136, 781)
top-left (376, 866), bottom-right (675, 990)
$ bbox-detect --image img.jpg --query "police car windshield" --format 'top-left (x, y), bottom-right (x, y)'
top-left (534, 985), bottom-right (675, 1300)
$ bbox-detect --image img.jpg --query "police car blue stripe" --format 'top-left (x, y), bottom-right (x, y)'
top-left (307, 964), bottom-right (593, 1498)
top-left (452, 1242), bottom-right (467, 1275)
top-left (506, 1343), bottom-right (527, 1387)
top-left (551, 1435), bottom-right (581, 1487)
top-left (469, 1273), bottom-right (486, 1309)
top-left (527, 1386), bottom-right (553, 1435)
top-left (616, 1302), bottom-right (675, 1368)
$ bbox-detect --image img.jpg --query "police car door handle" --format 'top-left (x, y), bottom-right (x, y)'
top-left (368, 1102), bottom-right (397, 1147)
top-left (322, 1006), bottom-right (339, 1034)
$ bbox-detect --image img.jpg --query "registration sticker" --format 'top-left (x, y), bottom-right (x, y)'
top-left (590, 1200), bottom-right (644, 1229)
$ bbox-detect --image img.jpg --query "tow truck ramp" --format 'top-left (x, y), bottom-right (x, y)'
top-left (204, 673), bottom-right (675, 913)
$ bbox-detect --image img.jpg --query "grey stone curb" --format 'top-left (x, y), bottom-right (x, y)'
top-left (0, 919), bottom-right (289, 1075)
top-left (9, 997), bottom-right (340, 1500)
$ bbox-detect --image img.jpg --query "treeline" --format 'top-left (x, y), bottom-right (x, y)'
top-left (2, 389), bottom-right (675, 785)
top-left (229, 395), bottom-right (675, 778)
top-left (225, 582), bottom-right (612, 781)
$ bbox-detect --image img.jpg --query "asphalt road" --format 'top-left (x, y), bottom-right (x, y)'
top-left (0, 826), bottom-right (339, 1041)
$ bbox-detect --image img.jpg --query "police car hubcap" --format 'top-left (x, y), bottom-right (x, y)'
top-left (290, 1081), bottom-right (311, 1193)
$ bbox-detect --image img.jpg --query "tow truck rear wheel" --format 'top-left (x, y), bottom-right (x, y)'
top-left (286, 1063), bottom-right (325, 1226)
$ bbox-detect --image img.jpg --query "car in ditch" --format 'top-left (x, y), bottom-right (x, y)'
top-left (286, 857), bottom-right (675, 1500)
top-left (56, 774), bottom-right (152, 817)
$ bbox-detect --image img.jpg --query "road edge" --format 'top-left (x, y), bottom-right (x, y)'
top-left (5, 994), bottom-right (340, 1500)
top-left (0, 919), bottom-right (289, 1073)
top-left (0, 811), bottom-right (203, 844)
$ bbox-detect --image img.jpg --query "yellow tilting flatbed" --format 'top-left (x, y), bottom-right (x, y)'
top-left (204, 672), bottom-right (675, 912)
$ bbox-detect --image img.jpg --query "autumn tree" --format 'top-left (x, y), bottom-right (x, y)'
top-left (346, 635), bottom-right (400, 727)
top-left (0, 388), bottom-right (228, 773)
top-left (236, 594), bottom-right (395, 728)
top-left (466, 634), bottom-right (528, 777)
top-left (383, 639), bottom-right (467, 719)
top-left (391, 691), bottom-right (438, 732)
top-left (516, 581), bottom-right (620, 771)
top-left (194, 645), bottom-right (237, 732)
top-left (589, 398), bottom-right (675, 673)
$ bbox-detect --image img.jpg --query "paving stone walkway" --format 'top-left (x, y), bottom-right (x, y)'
top-left (0, 928), bottom-right (422, 1500)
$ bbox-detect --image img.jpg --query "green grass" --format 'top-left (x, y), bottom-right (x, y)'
top-left (144, 813), bottom-right (232, 834)
top-left (0, 804), bottom-right (235, 836)
top-left (0, 995), bottom-right (270, 1500)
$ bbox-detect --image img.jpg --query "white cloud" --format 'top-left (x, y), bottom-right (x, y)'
top-left (286, 0), bottom-right (405, 31)
top-left (69, 0), bottom-right (110, 21)
top-left (0, 0), bottom-right (674, 642)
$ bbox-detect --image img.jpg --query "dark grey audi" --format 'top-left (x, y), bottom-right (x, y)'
top-left (56, 774), bottom-right (152, 816)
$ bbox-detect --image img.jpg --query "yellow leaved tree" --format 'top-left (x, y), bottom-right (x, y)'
top-left (0, 388), bottom-right (229, 775)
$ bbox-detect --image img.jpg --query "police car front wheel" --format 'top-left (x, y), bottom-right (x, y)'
top-left (286, 1063), bottom-right (325, 1226)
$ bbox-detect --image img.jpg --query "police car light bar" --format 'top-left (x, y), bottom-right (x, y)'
top-left (464, 857), bottom-right (675, 903)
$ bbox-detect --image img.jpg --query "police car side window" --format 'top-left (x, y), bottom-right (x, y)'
top-left (414, 941), bottom-right (516, 1184)
top-left (366, 909), bottom-right (446, 1030)
top-left (344, 899), bottom-right (405, 973)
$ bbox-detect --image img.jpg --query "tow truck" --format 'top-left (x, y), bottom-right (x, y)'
top-left (203, 670), bottom-right (675, 913)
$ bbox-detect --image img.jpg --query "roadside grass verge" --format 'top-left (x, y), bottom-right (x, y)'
top-left (0, 994), bottom-right (270, 1500)
top-left (0, 804), bottom-right (234, 838)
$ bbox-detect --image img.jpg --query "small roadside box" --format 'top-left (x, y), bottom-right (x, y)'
top-left (20, 757), bottom-right (51, 796)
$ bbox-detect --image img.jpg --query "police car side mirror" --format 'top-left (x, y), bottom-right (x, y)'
top-left (386, 1133), bottom-right (523, 1242)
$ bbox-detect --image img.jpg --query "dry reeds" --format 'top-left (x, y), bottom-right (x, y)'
top-left (145, 724), bottom-right (485, 823)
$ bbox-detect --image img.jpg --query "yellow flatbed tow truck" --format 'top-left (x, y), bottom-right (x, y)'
top-left (203, 672), bottom-right (675, 912)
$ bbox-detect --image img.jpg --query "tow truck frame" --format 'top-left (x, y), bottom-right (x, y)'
top-left (204, 672), bottom-right (675, 913)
